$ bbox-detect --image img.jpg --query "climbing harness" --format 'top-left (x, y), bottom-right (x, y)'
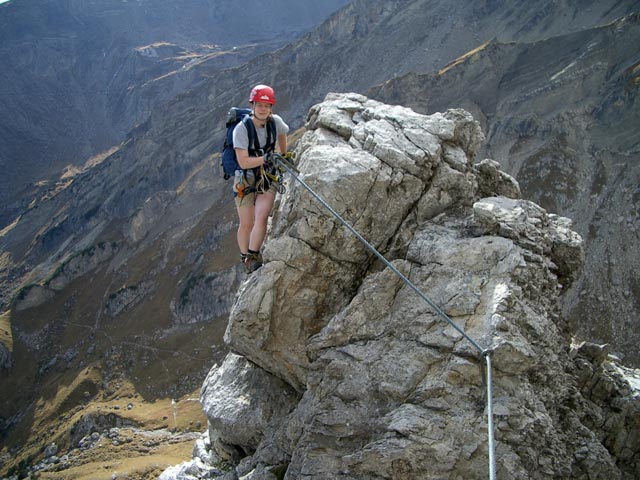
top-left (272, 153), bottom-right (498, 480)
top-left (233, 169), bottom-right (248, 197)
top-left (234, 164), bottom-right (286, 199)
top-left (255, 160), bottom-right (287, 195)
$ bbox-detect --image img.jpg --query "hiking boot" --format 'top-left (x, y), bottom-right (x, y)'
top-left (240, 253), bottom-right (250, 273)
top-left (242, 251), bottom-right (263, 273)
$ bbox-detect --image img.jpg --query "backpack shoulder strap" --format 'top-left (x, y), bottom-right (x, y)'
top-left (241, 115), bottom-right (262, 155)
top-left (265, 118), bottom-right (277, 153)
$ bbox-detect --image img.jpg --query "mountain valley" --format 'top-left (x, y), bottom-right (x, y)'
top-left (1, 0), bottom-right (639, 478)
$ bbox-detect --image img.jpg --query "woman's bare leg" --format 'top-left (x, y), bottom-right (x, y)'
top-left (249, 191), bottom-right (276, 251)
top-left (237, 203), bottom-right (255, 254)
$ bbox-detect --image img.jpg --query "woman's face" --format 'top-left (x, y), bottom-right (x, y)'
top-left (253, 101), bottom-right (272, 121)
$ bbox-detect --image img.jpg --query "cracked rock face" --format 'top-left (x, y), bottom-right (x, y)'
top-left (182, 94), bottom-right (639, 480)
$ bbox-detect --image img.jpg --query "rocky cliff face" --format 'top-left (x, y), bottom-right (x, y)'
top-left (162, 95), bottom-right (639, 479)
top-left (368, 12), bottom-right (640, 367)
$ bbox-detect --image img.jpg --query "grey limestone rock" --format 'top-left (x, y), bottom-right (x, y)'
top-left (186, 94), bottom-right (638, 479)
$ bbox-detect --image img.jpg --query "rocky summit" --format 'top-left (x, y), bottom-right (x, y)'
top-left (161, 94), bottom-right (639, 479)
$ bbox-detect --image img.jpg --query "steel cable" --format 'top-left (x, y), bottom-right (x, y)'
top-left (274, 153), bottom-right (497, 480)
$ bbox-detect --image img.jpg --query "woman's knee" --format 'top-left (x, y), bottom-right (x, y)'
top-left (254, 194), bottom-right (275, 222)
top-left (254, 210), bottom-right (271, 225)
top-left (238, 212), bottom-right (254, 231)
top-left (238, 219), bottom-right (254, 232)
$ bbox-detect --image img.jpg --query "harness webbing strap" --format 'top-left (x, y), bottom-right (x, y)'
top-left (242, 115), bottom-right (276, 157)
top-left (242, 116), bottom-right (277, 194)
top-left (273, 153), bottom-right (497, 480)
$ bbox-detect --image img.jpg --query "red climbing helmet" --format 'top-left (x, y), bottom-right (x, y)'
top-left (249, 84), bottom-right (276, 105)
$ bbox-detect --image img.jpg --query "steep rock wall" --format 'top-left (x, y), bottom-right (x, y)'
top-left (163, 94), bottom-right (639, 479)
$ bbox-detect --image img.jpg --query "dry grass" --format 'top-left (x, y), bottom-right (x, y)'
top-left (0, 310), bottom-right (12, 353)
top-left (2, 380), bottom-right (206, 478)
top-left (438, 39), bottom-right (493, 76)
top-left (37, 432), bottom-right (197, 480)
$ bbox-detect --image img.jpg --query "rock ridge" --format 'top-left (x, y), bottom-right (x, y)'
top-left (161, 94), bottom-right (639, 479)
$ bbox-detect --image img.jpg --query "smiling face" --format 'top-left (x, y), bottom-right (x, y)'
top-left (252, 101), bottom-right (273, 123)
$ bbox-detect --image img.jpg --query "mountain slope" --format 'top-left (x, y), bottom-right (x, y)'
top-left (271, 0), bottom-right (639, 126)
top-left (0, 0), bottom-right (349, 222)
